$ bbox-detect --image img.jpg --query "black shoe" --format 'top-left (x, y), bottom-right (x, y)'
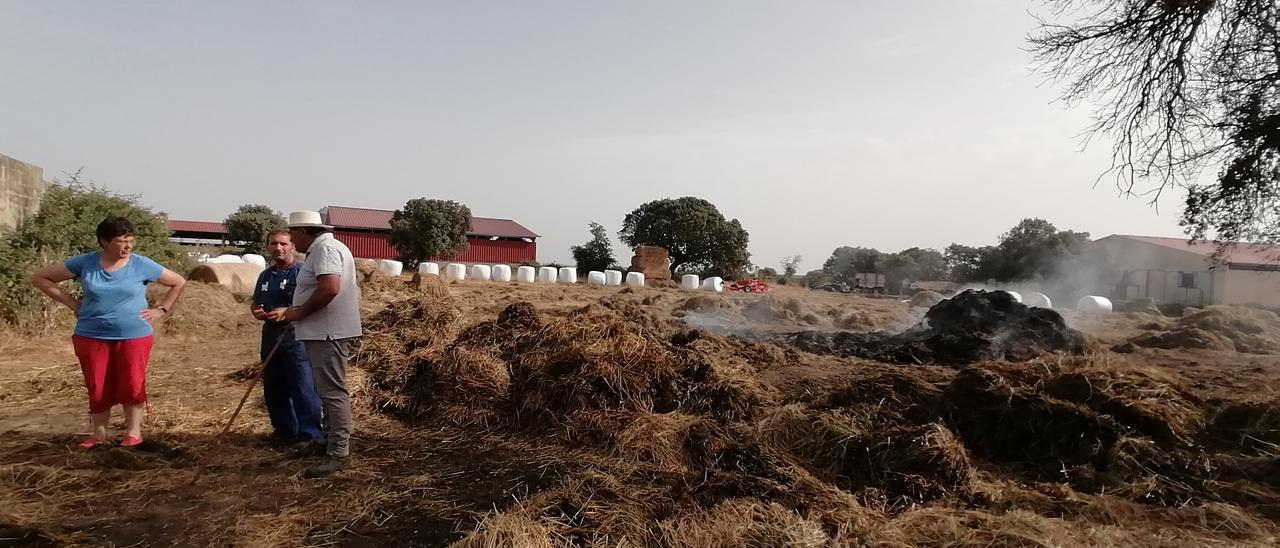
top-left (288, 441), bottom-right (326, 459)
top-left (302, 455), bottom-right (349, 478)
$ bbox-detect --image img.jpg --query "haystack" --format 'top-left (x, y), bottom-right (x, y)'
top-left (186, 263), bottom-right (264, 298)
top-left (1128, 305), bottom-right (1280, 353)
top-left (148, 282), bottom-right (248, 335)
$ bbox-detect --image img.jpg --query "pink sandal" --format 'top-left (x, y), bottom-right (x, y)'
top-left (78, 437), bottom-right (106, 450)
top-left (120, 436), bottom-right (143, 448)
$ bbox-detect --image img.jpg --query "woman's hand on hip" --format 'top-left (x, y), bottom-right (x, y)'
top-left (141, 308), bottom-right (167, 322)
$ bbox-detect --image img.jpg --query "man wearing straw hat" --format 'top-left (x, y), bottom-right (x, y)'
top-left (273, 210), bottom-right (362, 478)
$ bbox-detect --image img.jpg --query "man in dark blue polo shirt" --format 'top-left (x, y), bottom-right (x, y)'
top-left (251, 229), bottom-right (323, 444)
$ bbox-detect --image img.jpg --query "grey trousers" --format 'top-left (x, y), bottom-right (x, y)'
top-left (302, 337), bottom-right (358, 458)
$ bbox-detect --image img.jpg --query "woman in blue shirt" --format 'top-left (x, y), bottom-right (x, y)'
top-left (30, 217), bottom-right (187, 449)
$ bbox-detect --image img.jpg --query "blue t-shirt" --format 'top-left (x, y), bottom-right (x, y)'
top-left (253, 263), bottom-right (301, 331)
top-left (65, 252), bottom-right (165, 340)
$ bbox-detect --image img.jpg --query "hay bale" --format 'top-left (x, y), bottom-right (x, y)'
top-left (186, 263), bottom-right (264, 297)
top-left (629, 245), bottom-right (671, 280)
top-left (909, 291), bottom-right (945, 308)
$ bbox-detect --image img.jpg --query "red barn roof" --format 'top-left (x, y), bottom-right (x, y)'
top-left (167, 220), bottom-right (227, 233)
top-left (321, 205), bottom-right (539, 239)
top-left (1108, 235), bottom-right (1280, 267)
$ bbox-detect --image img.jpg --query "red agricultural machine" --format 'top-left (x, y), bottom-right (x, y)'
top-left (727, 279), bottom-right (772, 292)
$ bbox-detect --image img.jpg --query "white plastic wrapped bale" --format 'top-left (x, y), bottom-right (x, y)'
top-left (558, 267), bottom-right (578, 284)
top-left (998, 290), bottom-right (1023, 303)
top-left (702, 277), bottom-right (725, 293)
top-left (378, 259), bottom-right (404, 278)
top-left (1077, 296), bottom-right (1113, 314)
top-left (537, 266), bottom-right (558, 283)
top-left (1024, 292), bottom-right (1053, 309)
top-left (492, 264), bottom-right (513, 282)
top-left (587, 271), bottom-right (607, 286)
top-left (626, 272), bottom-right (645, 287)
top-left (418, 262), bottom-right (440, 275)
top-left (208, 255), bottom-right (244, 264)
top-left (604, 270), bottom-right (623, 286)
top-left (446, 263), bottom-right (467, 282)
top-left (516, 266), bottom-right (537, 283)
top-left (681, 274), bottom-right (700, 290)
top-left (470, 264), bottom-right (492, 281)
top-left (241, 254), bottom-right (267, 268)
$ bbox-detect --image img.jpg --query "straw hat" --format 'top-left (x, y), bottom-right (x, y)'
top-left (286, 211), bottom-right (332, 229)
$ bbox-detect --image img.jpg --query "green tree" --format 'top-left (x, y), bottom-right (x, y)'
top-left (945, 244), bottom-right (993, 283)
top-left (946, 219), bottom-right (1090, 283)
top-left (1032, 0), bottom-right (1280, 246)
top-left (570, 222), bottom-right (616, 274)
top-left (388, 198), bottom-right (471, 267)
top-left (822, 246), bottom-right (882, 284)
top-left (880, 247), bottom-right (948, 291)
top-left (2, 176), bottom-right (191, 322)
top-left (223, 204), bottom-right (284, 255)
top-left (618, 197), bottom-right (751, 276)
top-left (755, 266), bottom-right (779, 281)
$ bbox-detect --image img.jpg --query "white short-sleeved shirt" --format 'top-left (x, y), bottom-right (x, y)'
top-left (293, 232), bottom-right (363, 340)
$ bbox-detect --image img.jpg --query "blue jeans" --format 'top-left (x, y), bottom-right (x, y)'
top-left (261, 327), bottom-right (323, 441)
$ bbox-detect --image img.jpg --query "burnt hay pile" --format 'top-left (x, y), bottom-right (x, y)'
top-left (788, 290), bottom-right (1087, 365)
top-left (349, 293), bottom-right (1280, 546)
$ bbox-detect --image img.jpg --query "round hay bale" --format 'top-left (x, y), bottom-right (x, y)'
top-left (186, 263), bottom-right (264, 298)
top-left (909, 291), bottom-right (944, 308)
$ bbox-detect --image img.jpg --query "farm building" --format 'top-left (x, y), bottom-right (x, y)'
top-left (1084, 234), bottom-right (1280, 307)
top-left (167, 205), bottom-right (538, 263)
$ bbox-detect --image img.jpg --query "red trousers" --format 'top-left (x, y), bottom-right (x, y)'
top-left (72, 335), bottom-right (154, 414)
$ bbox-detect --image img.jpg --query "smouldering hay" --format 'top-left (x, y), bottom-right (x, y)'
top-left (1130, 305), bottom-right (1280, 353)
top-left (1209, 399), bottom-right (1280, 454)
top-left (941, 365), bottom-right (1123, 468)
top-left (755, 406), bottom-right (972, 505)
top-left (423, 346), bottom-right (511, 425)
top-left (743, 296), bottom-right (808, 323)
top-left (673, 294), bottom-right (734, 316)
top-left (908, 290), bottom-right (945, 308)
top-left (1043, 366), bottom-right (1205, 446)
top-left (848, 423), bottom-right (974, 504)
top-left (655, 498), bottom-right (830, 547)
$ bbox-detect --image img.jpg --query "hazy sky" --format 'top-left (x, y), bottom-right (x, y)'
top-left (0, 1), bottom-right (1189, 270)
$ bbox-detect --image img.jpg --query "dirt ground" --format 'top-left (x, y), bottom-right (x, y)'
top-left (1, 280), bottom-right (1278, 547)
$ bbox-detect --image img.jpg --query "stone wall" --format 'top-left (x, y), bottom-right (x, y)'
top-left (0, 154), bottom-right (45, 232)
